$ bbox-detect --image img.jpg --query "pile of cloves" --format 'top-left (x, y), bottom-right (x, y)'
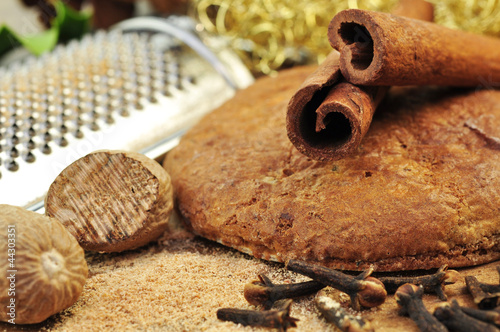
top-left (379, 264), bottom-right (460, 301)
top-left (217, 259), bottom-right (389, 331)
top-left (217, 300), bottom-right (299, 332)
top-left (394, 266), bottom-right (500, 332)
top-left (465, 266), bottom-right (500, 309)
top-left (216, 260), bottom-right (500, 332)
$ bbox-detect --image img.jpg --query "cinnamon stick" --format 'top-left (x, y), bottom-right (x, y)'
top-left (286, 0), bottom-right (433, 162)
top-left (328, 8), bottom-right (500, 86)
top-left (391, 0), bottom-right (434, 22)
top-left (286, 54), bottom-right (387, 161)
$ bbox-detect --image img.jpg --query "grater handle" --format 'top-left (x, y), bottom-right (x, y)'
top-left (112, 16), bottom-right (240, 90)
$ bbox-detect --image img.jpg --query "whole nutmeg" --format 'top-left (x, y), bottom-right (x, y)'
top-left (45, 150), bottom-right (174, 252)
top-left (0, 204), bottom-right (88, 324)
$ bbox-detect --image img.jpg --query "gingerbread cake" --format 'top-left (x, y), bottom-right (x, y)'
top-left (163, 66), bottom-right (500, 271)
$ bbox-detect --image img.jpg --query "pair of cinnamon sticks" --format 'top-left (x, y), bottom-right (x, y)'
top-left (287, 0), bottom-right (500, 162)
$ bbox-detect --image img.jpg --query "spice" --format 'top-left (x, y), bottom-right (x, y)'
top-left (286, 0), bottom-right (433, 161)
top-left (315, 290), bottom-right (374, 332)
top-left (45, 150), bottom-right (174, 252)
top-left (328, 8), bottom-right (500, 87)
top-left (378, 265), bottom-right (460, 301)
top-left (465, 274), bottom-right (500, 309)
top-left (216, 299), bottom-right (299, 331)
top-left (286, 58), bottom-right (388, 161)
top-left (395, 284), bottom-right (447, 332)
top-left (391, 0), bottom-right (434, 21)
top-left (434, 299), bottom-right (499, 332)
top-left (0, 205), bottom-right (88, 324)
top-left (286, 260), bottom-right (386, 311)
top-left (460, 306), bottom-right (500, 327)
top-left (244, 274), bottom-right (326, 310)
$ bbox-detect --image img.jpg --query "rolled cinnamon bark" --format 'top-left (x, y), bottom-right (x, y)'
top-left (286, 52), bottom-right (388, 161)
top-left (391, 0), bottom-right (434, 21)
top-left (287, 0), bottom-right (433, 162)
top-left (329, 9), bottom-right (500, 86)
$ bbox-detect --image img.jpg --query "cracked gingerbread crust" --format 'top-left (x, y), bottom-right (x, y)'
top-left (164, 66), bottom-right (500, 271)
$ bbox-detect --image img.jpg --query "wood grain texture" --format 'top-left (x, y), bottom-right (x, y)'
top-left (45, 150), bottom-right (173, 252)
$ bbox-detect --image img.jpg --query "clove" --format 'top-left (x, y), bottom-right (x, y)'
top-left (315, 289), bottom-right (374, 332)
top-left (434, 299), bottom-right (500, 332)
top-left (286, 259), bottom-right (386, 311)
top-left (244, 274), bottom-right (326, 310)
top-left (460, 306), bottom-right (500, 327)
top-left (465, 273), bottom-right (500, 309)
top-left (395, 283), bottom-right (447, 332)
top-left (379, 265), bottom-right (460, 301)
top-left (216, 299), bottom-right (299, 332)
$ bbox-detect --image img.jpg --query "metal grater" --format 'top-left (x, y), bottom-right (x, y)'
top-left (0, 16), bottom-right (254, 211)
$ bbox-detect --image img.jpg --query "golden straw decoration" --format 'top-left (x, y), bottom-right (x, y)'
top-left (190, 0), bottom-right (500, 76)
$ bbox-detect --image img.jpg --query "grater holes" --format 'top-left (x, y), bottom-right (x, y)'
top-left (60, 124), bottom-right (69, 134)
top-left (28, 115), bottom-right (38, 125)
top-left (6, 160), bottom-right (19, 172)
top-left (9, 147), bottom-right (19, 159)
top-left (42, 143), bottom-right (52, 155)
top-left (137, 86), bottom-right (150, 99)
top-left (9, 135), bottom-right (19, 146)
top-left (63, 107), bottom-right (78, 121)
top-left (93, 94), bottom-right (108, 106)
top-left (90, 109), bottom-right (101, 120)
top-left (26, 139), bottom-right (36, 150)
top-left (62, 97), bottom-right (74, 108)
top-left (23, 151), bottom-right (36, 163)
top-left (11, 123), bottom-right (19, 133)
top-left (107, 99), bottom-right (120, 113)
top-left (88, 122), bottom-right (100, 131)
top-left (57, 136), bottom-right (69, 147)
top-left (43, 132), bottom-right (52, 142)
top-left (108, 87), bottom-right (122, 100)
top-left (149, 94), bottom-right (159, 104)
top-left (185, 75), bottom-right (196, 85)
top-left (0, 31), bottom-right (194, 175)
top-left (162, 88), bottom-right (173, 97)
top-left (73, 128), bottom-right (84, 139)
top-left (136, 75), bottom-right (150, 87)
top-left (28, 123), bottom-right (40, 136)
top-left (119, 108), bottom-right (130, 117)
top-left (123, 92), bottom-right (137, 105)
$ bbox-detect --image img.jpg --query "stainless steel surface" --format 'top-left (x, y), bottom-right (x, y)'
top-left (0, 17), bottom-right (254, 210)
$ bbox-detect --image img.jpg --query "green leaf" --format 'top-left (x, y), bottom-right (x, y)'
top-left (54, 1), bottom-right (91, 42)
top-left (0, 26), bottom-right (21, 56)
top-left (16, 25), bottom-right (59, 55)
top-left (0, 1), bottom-right (92, 58)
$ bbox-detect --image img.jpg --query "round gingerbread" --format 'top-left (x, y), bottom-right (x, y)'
top-left (164, 66), bottom-right (500, 271)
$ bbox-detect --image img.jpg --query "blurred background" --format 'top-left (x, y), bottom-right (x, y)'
top-left (1, 0), bottom-right (500, 77)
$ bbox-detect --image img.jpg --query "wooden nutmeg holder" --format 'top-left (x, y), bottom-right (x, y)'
top-left (328, 9), bottom-right (500, 86)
